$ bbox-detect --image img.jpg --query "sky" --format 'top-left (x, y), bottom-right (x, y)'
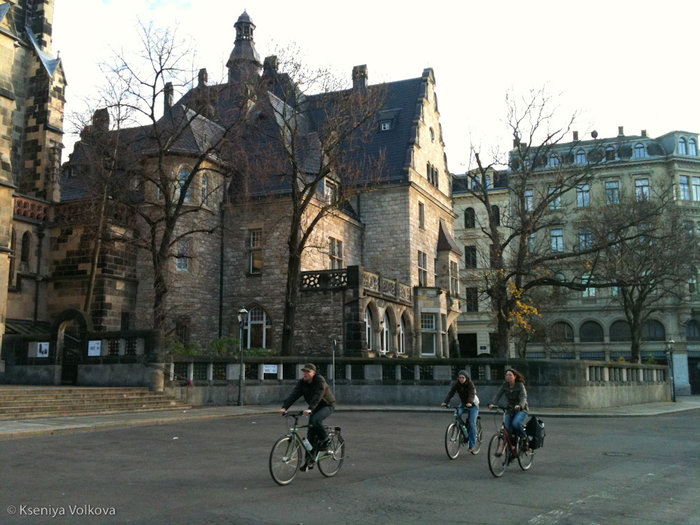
top-left (52, 0), bottom-right (700, 173)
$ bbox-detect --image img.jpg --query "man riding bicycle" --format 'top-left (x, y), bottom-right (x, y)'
top-left (279, 363), bottom-right (336, 471)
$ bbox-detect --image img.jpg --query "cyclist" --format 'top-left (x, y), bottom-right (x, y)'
top-left (488, 368), bottom-right (529, 445)
top-left (279, 363), bottom-right (336, 471)
top-left (441, 370), bottom-right (479, 453)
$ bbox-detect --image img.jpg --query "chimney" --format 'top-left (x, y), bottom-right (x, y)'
top-left (618, 126), bottom-right (624, 136)
top-left (198, 68), bottom-right (208, 87)
top-left (164, 82), bottom-right (173, 114)
top-left (92, 108), bottom-right (109, 133)
top-left (573, 131), bottom-right (579, 141)
top-left (263, 55), bottom-right (278, 76)
top-left (641, 129), bottom-right (647, 138)
top-left (352, 64), bottom-right (368, 91)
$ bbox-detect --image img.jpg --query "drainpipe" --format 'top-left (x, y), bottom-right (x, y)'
top-left (34, 225), bottom-right (44, 321)
top-left (218, 205), bottom-right (225, 337)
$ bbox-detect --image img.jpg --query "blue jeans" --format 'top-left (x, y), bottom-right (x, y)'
top-left (308, 406), bottom-right (334, 450)
top-left (457, 404), bottom-right (479, 447)
top-left (504, 409), bottom-right (528, 440)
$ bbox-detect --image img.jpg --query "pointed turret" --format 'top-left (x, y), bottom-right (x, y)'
top-left (227, 10), bottom-right (262, 84)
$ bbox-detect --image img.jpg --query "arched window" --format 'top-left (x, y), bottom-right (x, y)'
top-left (365, 307), bottom-right (374, 351)
top-left (8, 229), bottom-right (16, 286)
top-left (679, 137), bottom-right (687, 155)
top-left (580, 321), bottom-right (604, 342)
top-left (175, 317), bottom-right (190, 344)
top-left (610, 320), bottom-right (631, 342)
top-left (551, 321), bottom-right (574, 342)
top-left (491, 205), bottom-right (500, 226)
top-left (605, 146), bottom-right (616, 161)
top-left (689, 139), bottom-right (697, 156)
top-left (686, 320), bottom-right (700, 341)
top-left (20, 231), bottom-right (31, 271)
top-left (201, 174), bottom-right (208, 204)
top-left (398, 317), bottom-right (406, 354)
top-left (634, 143), bottom-right (646, 159)
top-left (178, 168), bottom-right (192, 202)
top-left (464, 207), bottom-right (475, 229)
top-left (642, 320), bottom-right (665, 341)
top-left (381, 312), bottom-right (392, 354)
top-left (548, 154), bottom-right (560, 168)
top-left (575, 149), bottom-right (587, 165)
top-left (243, 307), bottom-right (271, 349)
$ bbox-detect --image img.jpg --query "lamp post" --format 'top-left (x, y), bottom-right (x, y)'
top-left (665, 339), bottom-right (675, 402)
top-left (237, 308), bottom-right (248, 406)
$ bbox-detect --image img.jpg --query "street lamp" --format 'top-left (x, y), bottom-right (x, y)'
top-left (237, 308), bottom-right (248, 406)
top-left (665, 339), bottom-right (675, 402)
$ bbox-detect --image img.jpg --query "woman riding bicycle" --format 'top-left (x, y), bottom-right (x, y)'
top-left (488, 368), bottom-right (528, 443)
top-left (441, 370), bottom-right (479, 453)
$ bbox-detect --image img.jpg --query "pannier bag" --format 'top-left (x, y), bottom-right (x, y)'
top-left (525, 416), bottom-right (545, 449)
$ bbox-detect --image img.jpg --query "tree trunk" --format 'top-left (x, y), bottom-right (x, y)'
top-left (281, 250), bottom-right (301, 356)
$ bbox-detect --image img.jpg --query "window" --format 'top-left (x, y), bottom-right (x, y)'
top-left (679, 137), bottom-right (687, 155)
top-left (550, 229), bottom-right (564, 252)
top-left (464, 246), bottom-right (477, 269)
top-left (381, 312), bottom-right (392, 354)
top-left (178, 168), bottom-right (192, 202)
top-left (635, 178), bottom-right (650, 201)
top-left (201, 174), bottom-right (209, 204)
top-left (578, 227), bottom-right (593, 250)
top-left (524, 189), bottom-right (534, 211)
top-left (576, 184), bottom-right (590, 207)
top-left (548, 154), bottom-right (560, 168)
top-left (175, 318), bottom-right (190, 344)
top-left (610, 320), bottom-right (631, 342)
top-left (634, 143), bottom-right (646, 159)
top-left (527, 234), bottom-right (535, 254)
top-left (248, 229), bottom-right (262, 275)
top-left (176, 240), bottom-right (190, 271)
top-left (365, 307), bottom-right (374, 351)
top-left (244, 307), bottom-right (271, 349)
top-left (551, 321), bottom-right (574, 342)
top-left (398, 318), bottom-right (406, 354)
top-left (575, 149), bottom-right (587, 165)
top-left (465, 288), bottom-right (478, 312)
top-left (418, 251), bottom-right (428, 286)
top-left (20, 231), bottom-right (31, 272)
top-left (329, 237), bottom-right (343, 269)
top-left (693, 177), bottom-right (700, 201)
top-left (418, 202), bottom-right (425, 228)
top-left (679, 176), bottom-right (691, 200)
top-left (582, 274), bottom-right (595, 298)
top-left (548, 187), bottom-right (562, 210)
top-left (642, 320), bottom-right (665, 341)
top-left (426, 163), bottom-right (439, 187)
top-left (450, 261), bottom-right (459, 296)
top-left (380, 121), bottom-right (392, 131)
top-left (324, 179), bottom-right (338, 204)
top-left (605, 181), bottom-right (620, 204)
top-left (686, 320), bottom-right (700, 341)
top-left (420, 313), bottom-right (436, 355)
top-left (464, 207), bottom-right (475, 229)
top-left (690, 139), bottom-right (698, 156)
top-left (429, 127), bottom-right (435, 142)
top-left (491, 205), bottom-right (500, 226)
top-left (580, 321), bottom-right (604, 342)
top-left (605, 146), bottom-right (616, 161)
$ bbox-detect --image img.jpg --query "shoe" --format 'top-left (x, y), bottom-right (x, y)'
top-left (300, 460), bottom-right (314, 472)
top-left (319, 438), bottom-right (331, 451)
top-left (468, 447), bottom-right (476, 454)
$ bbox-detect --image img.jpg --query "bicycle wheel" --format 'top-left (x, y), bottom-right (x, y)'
top-left (517, 438), bottom-right (534, 471)
top-left (318, 432), bottom-right (345, 477)
top-left (487, 432), bottom-right (508, 478)
top-left (444, 423), bottom-right (461, 459)
top-left (470, 417), bottom-right (483, 455)
top-left (269, 436), bottom-right (303, 486)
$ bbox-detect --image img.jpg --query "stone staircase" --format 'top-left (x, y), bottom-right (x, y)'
top-left (0, 386), bottom-right (190, 420)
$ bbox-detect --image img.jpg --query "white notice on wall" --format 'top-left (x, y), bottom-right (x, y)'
top-left (263, 364), bottom-right (278, 374)
top-left (88, 340), bottom-right (102, 357)
top-left (37, 342), bottom-right (49, 358)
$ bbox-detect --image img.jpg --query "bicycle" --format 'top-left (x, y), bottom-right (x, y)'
top-left (444, 404), bottom-right (482, 459)
top-left (486, 405), bottom-right (534, 478)
top-left (268, 411), bottom-right (346, 486)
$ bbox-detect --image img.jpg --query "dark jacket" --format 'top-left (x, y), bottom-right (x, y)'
top-left (282, 374), bottom-right (336, 412)
top-left (491, 381), bottom-right (528, 412)
top-left (443, 378), bottom-right (477, 406)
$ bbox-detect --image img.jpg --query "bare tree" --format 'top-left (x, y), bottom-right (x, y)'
top-left (228, 54), bottom-right (386, 354)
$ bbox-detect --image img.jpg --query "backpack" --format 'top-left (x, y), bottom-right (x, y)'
top-left (525, 416), bottom-right (545, 449)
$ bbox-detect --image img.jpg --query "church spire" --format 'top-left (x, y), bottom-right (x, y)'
top-left (227, 10), bottom-right (262, 84)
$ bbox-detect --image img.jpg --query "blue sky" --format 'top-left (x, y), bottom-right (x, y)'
top-left (54, 0), bottom-right (700, 171)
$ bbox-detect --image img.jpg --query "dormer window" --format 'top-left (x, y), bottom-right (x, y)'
top-left (605, 146), bottom-right (616, 161)
top-left (634, 143), bottom-right (646, 159)
top-left (548, 154), bottom-right (560, 168)
top-left (380, 121), bottom-right (392, 131)
top-left (679, 137), bottom-right (688, 155)
top-left (690, 139), bottom-right (698, 156)
top-left (575, 149), bottom-right (587, 165)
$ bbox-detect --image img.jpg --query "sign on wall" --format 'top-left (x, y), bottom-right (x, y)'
top-left (88, 340), bottom-right (102, 357)
top-left (263, 364), bottom-right (278, 374)
top-left (37, 342), bottom-right (49, 358)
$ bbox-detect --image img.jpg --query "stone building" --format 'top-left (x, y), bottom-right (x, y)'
top-left (453, 128), bottom-right (700, 393)
top-left (5, 9), bottom-right (461, 385)
top-left (0, 0), bottom-right (65, 374)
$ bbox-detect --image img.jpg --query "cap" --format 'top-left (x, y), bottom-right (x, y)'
top-left (301, 363), bottom-right (317, 372)
top-left (457, 369), bottom-right (469, 378)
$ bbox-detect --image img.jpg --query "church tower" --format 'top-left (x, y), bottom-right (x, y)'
top-left (226, 11), bottom-right (262, 84)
